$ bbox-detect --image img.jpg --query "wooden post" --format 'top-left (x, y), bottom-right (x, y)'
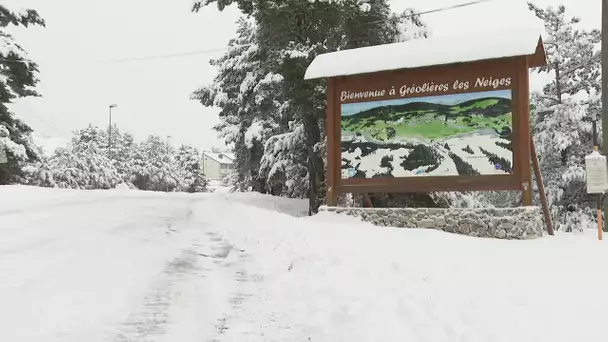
top-left (363, 194), bottom-right (373, 207)
top-left (326, 78), bottom-right (338, 206)
top-left (518, 58), bottom-right (533, 206)
top-left (530, 134), bottom-right (554, 235)
top-left (598, 209), bottom-right (603, 240)
top-left (600, 0), bottom-right (608, 232)
top-left (592, 118), bottom-right (603, 240)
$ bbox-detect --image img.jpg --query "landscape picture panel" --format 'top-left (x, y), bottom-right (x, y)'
top-left (340, 90), bottom-right (513, 179)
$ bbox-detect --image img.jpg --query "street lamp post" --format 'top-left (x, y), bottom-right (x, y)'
top-left (109, 104), bottom-right (117, 159)
top-left (166, 135), bottom-right (172, 192)
top-left (166, 135), bottom-right (172, 157)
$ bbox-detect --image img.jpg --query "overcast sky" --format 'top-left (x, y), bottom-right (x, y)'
top-left (3, 0), bottom-right (602, 153)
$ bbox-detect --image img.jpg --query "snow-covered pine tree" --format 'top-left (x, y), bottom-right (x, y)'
top-left (193, 0), bottom-right (429, 214)
top-left (191, 17), bottom-right (283, 193)
top-left (259, 122), bottom-right (308, 197)
top-left (174, 144), bottom-right (209, 192)
top-left (0, 5), bottom-right (45, 184)
top-left (528, 2), bottom-right (601, 231)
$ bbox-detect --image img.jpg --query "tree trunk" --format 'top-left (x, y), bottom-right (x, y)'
top-left (304, 114), bottom-right (324, 215)
top-left (555, 62), bottom-right (562, 104)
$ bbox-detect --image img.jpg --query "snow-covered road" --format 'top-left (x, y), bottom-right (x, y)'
top-left (1, 189), bottom-right (237, 341)
top-left (2, 186), bottom-right (608, 341)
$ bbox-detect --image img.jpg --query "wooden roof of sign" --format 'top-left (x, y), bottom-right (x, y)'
top-left (304, 28), bottom-right (546, 80)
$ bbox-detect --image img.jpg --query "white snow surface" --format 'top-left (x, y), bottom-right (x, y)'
top-left (305, 28), bottom-right (544, 79)
top-left (2, 185), bottom-right (608, 341)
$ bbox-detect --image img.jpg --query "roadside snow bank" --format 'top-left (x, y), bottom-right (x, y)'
top-left (222, 191), bottom-right (309, 217)
top-left (197, 195), bottom-right (608, 342)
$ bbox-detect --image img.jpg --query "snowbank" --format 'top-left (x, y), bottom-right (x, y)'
top-left (196, 194), bottom-right (608, 342)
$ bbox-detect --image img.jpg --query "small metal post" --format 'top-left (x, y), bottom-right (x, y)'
top-left (592, 117), bottom-right (603, 240)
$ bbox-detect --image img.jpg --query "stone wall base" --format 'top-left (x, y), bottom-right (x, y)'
top-left (319, 206), bottom-right (545, 239)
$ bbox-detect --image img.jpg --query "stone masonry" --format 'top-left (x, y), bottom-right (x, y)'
top-left (319, 206), bottom-right (545, 239)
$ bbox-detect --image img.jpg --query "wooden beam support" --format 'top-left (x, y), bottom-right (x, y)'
top-left (326, 78), bottom-right (338, 206)
top-left (517, 57), bottom-right (533, 205)
top-left (530, 134), bottom-right (554, 235)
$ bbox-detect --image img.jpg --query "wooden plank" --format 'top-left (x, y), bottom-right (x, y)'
top-left (517, 57), bottom-right (533, 205)
top-left (326, 77), bottom-right (338, 206)
top-left (339, 175), bottom-right (521, 194)
top-left (334, 77), bottom-right (342, 201)
top-left (530, 133), bottom-right (554, 235)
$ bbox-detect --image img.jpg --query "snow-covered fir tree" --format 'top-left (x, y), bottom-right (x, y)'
top-left (192, 17), bottom-right (282, 193)
top-left (0, 5), bottom-right (45, 184)
top-left (258, 123), bottom-right (308, 197)
top-left (527, 2), bottom-right (601, 231)
top-left (192, 0), bottom-right (428, 213)
top-left (174, 144), bottom-right (209, 193)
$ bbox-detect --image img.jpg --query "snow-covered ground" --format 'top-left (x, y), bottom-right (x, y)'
top-left (1, 185), bottom-right (607, 341)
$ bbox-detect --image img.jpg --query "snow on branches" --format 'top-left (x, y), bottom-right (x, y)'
top-left (259, 123), bottom-right (308, 198)
top-left (526, 2), bottom-right (600, 232)
top-left (25, 126), bottom-right (211, 193)
top-left (192, 0), bottom-right (429, 202)
top-left (0, 4), bottom-right (45, 184)
top-left (0, 124), bottom-right (27, 160)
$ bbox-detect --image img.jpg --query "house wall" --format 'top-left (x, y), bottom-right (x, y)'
top-left (201, 156), bottom-right (221, 180)
top-left (218, 162), bottom-right (235, 179)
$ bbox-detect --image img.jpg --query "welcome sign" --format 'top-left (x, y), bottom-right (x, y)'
top-left (304, 30), bottom-right (546, 205)
top-left (339, 74), bottom-right (514, 180)
top-left (340, 76), bottom-right (513, 103)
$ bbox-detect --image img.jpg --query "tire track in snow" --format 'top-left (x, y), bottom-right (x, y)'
top-left (204, 231), bottom-right (265, 342)
top-left (107, 204), bottom-right (254, 342)
top-left (111, 246), bottom-right (201, 341)
top-left (107, 200), bottom-right (213, 342)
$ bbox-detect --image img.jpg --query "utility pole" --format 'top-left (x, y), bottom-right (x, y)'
top-left (603, 0), bottom-right (608, 232)
top-left (108, 104), bottom-right (117, 159)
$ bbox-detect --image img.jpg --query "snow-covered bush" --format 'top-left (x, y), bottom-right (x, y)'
top-left (26, 127), bottom-right (122, 189)
top-left (25, 126), bottom-right (210, 193)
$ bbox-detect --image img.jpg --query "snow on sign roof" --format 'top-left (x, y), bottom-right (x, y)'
top-left (304, 28), bottom-right (546, 80)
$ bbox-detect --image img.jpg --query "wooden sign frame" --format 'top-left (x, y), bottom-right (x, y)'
top-left (307, 32), bottom-right (546, 208)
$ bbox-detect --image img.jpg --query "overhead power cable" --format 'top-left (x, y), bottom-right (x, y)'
top-left (0, 0), bottom-right (500, 65)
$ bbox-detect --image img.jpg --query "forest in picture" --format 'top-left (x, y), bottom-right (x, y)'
top-left (340, 90), bottom-right (513, 179)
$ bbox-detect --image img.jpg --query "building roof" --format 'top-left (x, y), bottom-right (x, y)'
top-left (304, 28), bottom-right (546, 80)
top-left (203, 151), bottom-right (234, 165)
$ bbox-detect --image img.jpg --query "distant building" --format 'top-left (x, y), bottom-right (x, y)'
top-left (201, 151), bottom-right (235, 180)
